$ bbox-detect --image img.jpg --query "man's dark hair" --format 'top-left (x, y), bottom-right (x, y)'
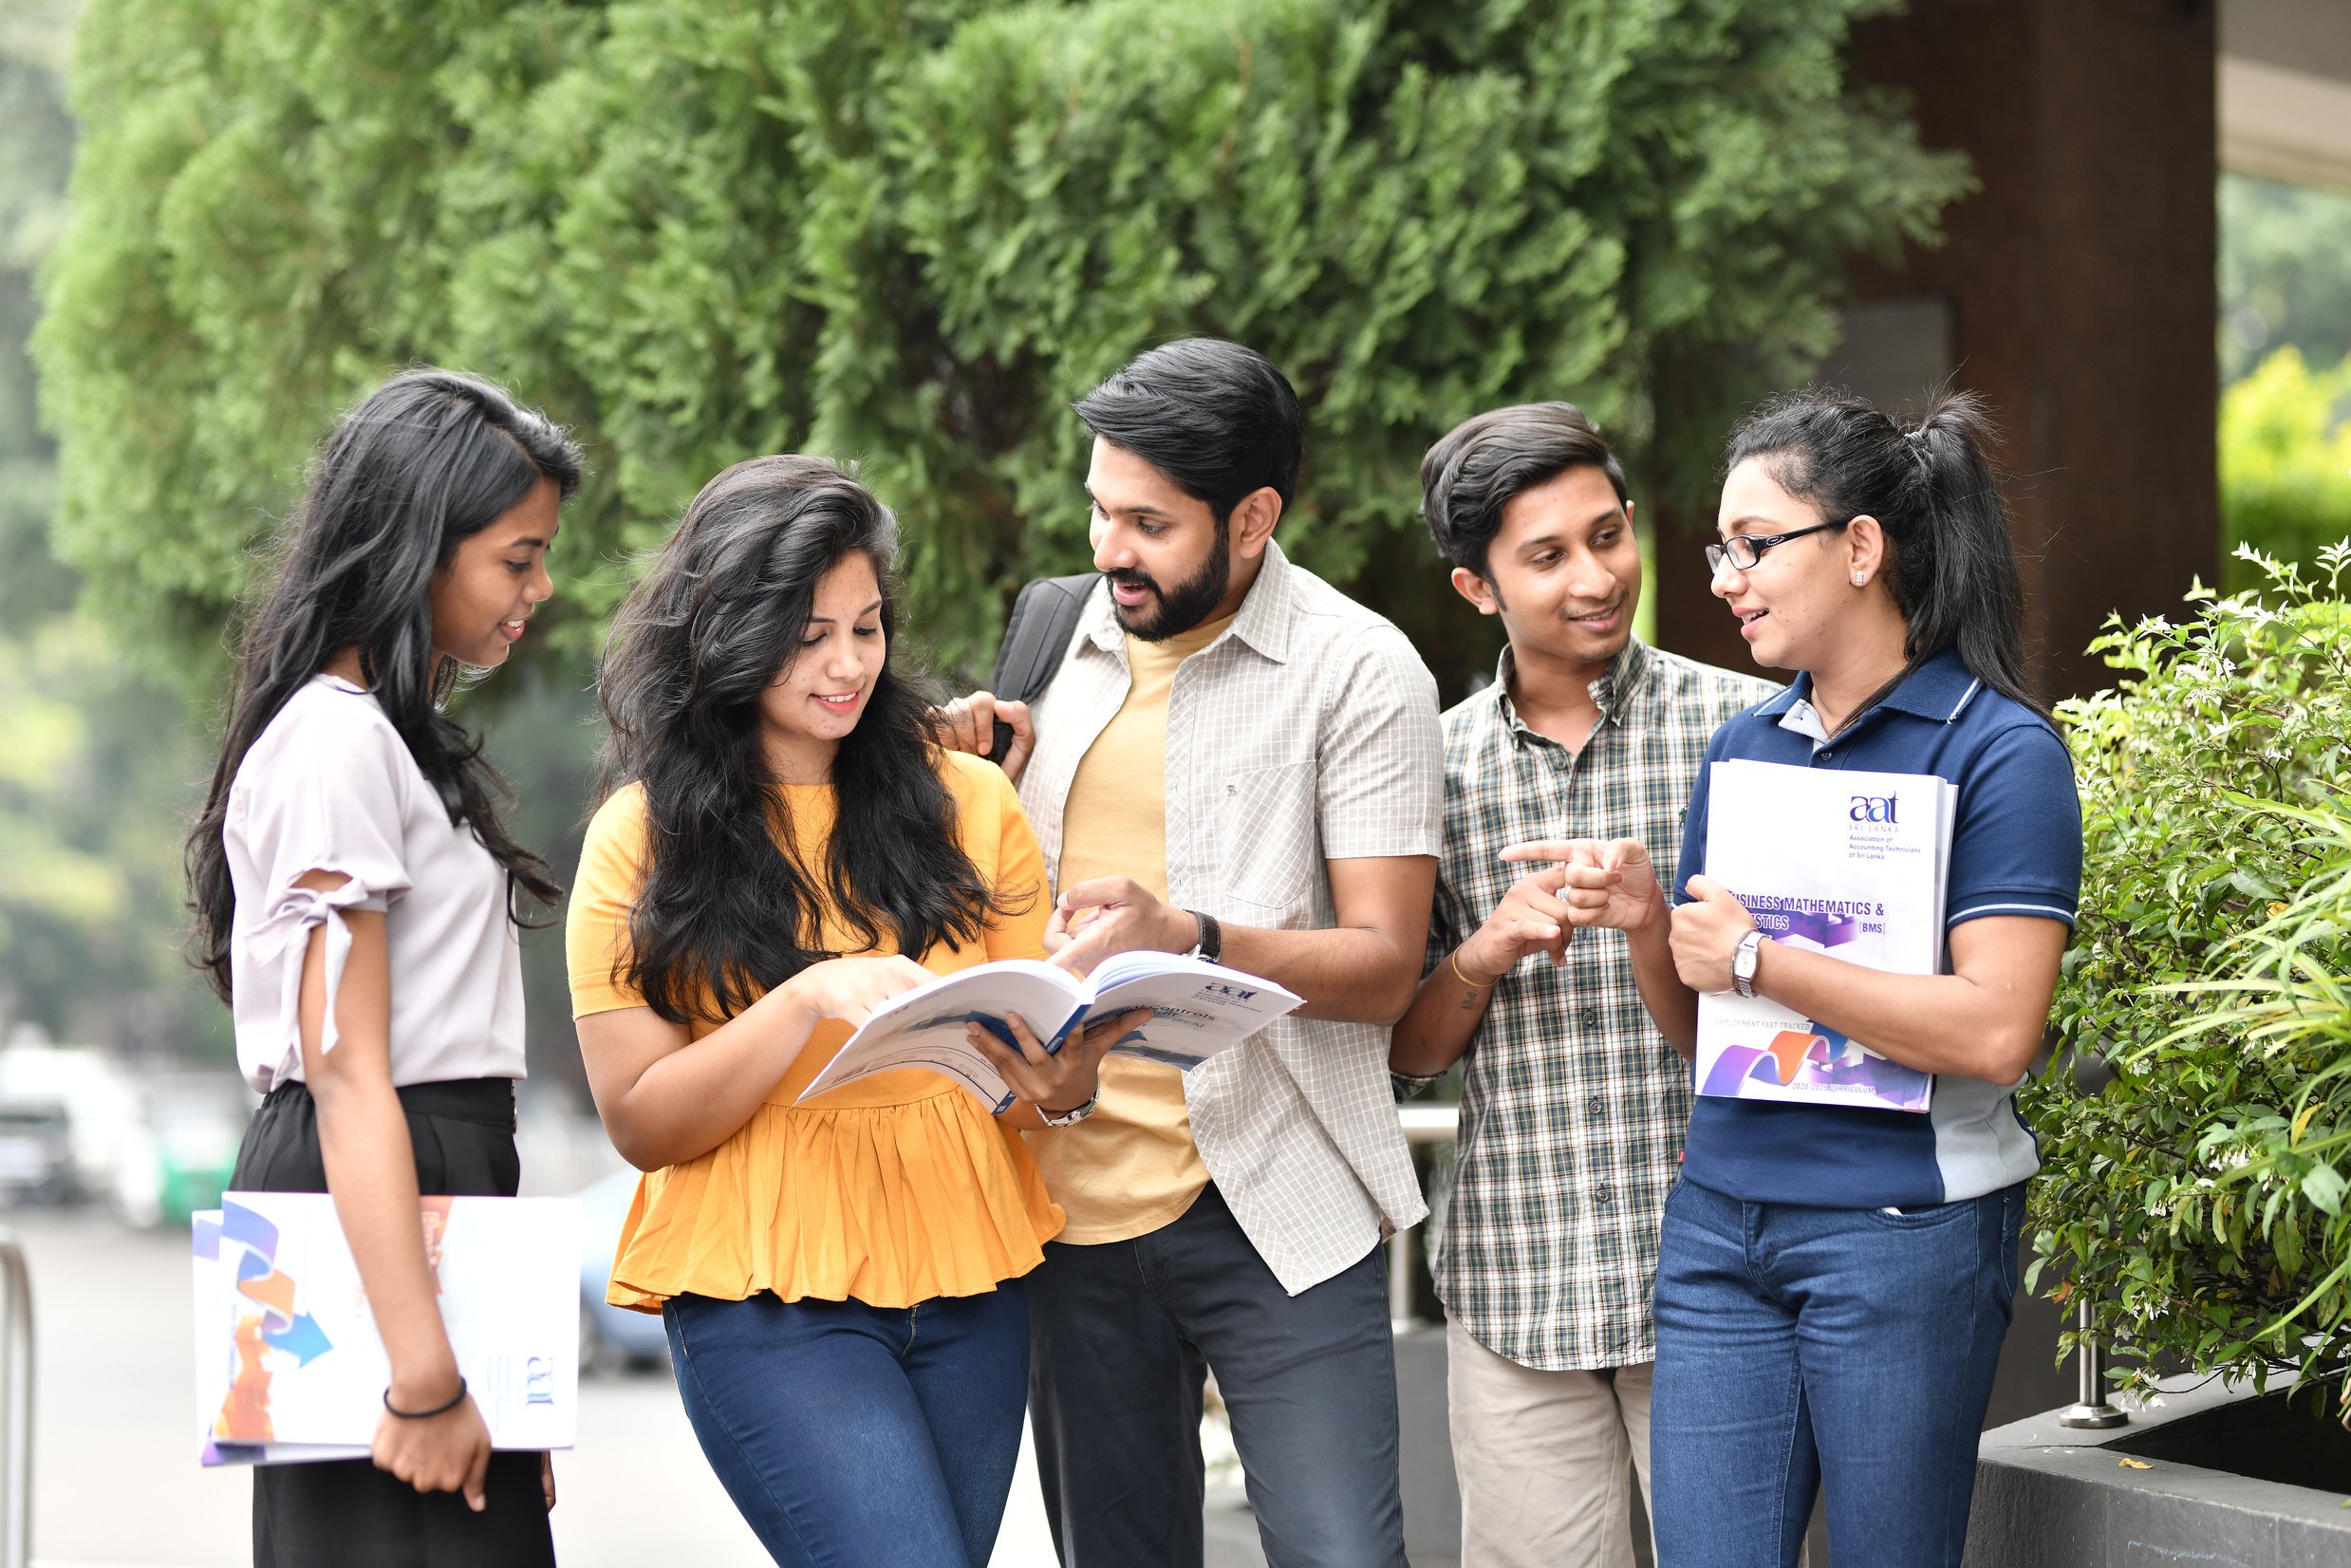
top-left (1073, 338), bottom-right (1303, 520)
top-left (1418, 401), bottom-right (1630, 578)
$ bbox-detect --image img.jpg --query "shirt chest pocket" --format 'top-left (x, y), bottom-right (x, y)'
top-left (1215, 762), bottom-right (1318, 917)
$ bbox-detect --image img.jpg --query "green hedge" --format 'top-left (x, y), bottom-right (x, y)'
top-left (2031, 546), bottom-right (2351, 1407)
top-left (34, 0), bottom-right (1966, 682)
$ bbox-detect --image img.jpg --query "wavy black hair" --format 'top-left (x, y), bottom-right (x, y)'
top-left (591, 455), bottom-right (1013, 1025)
top-left (187, 368), bottom-right (585, 1003)
top-left (1724, 386), bottom-right (2044, 719)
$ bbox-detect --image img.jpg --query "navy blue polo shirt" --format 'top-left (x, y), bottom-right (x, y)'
top-left (1670, 646), bottom-right (2082, 1209)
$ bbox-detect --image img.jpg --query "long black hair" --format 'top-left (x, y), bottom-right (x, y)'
top-left (591, 455), bottom-right (1013, 1025)
top-left (1723, 386), bottom-right (2044, 718)
top-left (187, 368), bottom-right (585, 1003)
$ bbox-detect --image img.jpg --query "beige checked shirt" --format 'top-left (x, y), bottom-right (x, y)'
top-left (1017, 540), bottom-right (1446, 1295)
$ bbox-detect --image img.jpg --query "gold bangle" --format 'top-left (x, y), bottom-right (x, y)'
top-left (1449, 951), bottom-right (1495, 991)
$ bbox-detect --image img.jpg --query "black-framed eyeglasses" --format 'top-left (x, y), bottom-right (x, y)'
top-left (1704, 518), bottom-right (1850, 575)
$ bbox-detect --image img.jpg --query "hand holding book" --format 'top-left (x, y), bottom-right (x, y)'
top-left (1665, 876), bottom-right (1759, 994)
top-left (796, 951), bottom-right (1303, 1112)
top-left (964, 1005), bottom-right (1153, 1119)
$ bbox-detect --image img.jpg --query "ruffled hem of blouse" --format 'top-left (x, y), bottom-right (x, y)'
top-left (604, 1087), bottom-right (1064, 1314)
top-left (254, 872), bottom-right (386, 1090)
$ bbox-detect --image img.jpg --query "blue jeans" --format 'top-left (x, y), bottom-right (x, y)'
top-left (662, 1282), bottom-right (1029, 1568)
top-left (1650, 1177), bottom-right (2023, 1568)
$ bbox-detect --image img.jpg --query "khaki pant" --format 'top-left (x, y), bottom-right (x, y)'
top-left (1446, 1317), bottom-right (1654, 1568)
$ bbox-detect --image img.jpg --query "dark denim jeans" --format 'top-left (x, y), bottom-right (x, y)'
top-left (1027, 1182), bottom-right (1408, 1568)
top-left (1650, 1176), bottom-right (2024, 1568)
top-left (663, 1281), bottom-right (1029, 1568)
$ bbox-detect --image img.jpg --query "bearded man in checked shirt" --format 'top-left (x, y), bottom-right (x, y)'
top-left (1391, 403), bottom-right (1777, 1568)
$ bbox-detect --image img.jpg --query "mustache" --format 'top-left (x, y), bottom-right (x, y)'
top-left (1106, 569), bottom-right (1162, 597)
top-left (1558, 595), bottom-right (1625, 621)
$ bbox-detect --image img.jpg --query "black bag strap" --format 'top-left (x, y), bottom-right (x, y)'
top-left (985, 572), bottom-right (1099, 763)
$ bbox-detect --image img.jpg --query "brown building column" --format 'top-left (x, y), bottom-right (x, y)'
top-left (1653, 0), bottom-right (2220, 702)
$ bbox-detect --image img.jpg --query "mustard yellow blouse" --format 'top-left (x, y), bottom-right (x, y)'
top-left (566, 751), bottom-right (1062, 1313)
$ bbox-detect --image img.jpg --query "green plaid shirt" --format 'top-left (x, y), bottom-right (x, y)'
top-left (1418, 639), bottom-right (1777, 1371)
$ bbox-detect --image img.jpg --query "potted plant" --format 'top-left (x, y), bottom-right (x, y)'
top-left (1969, 547), bottom-right (2351, 1562)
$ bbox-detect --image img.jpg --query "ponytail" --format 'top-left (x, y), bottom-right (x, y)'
top-left (1723, 386), bottom-right (2043, 719)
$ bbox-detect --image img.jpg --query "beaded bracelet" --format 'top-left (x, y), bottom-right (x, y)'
top-left (383, 1377), bottom-right (468, 1420)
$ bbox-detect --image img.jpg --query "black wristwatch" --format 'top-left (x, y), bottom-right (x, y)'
top-left (1185, 908), bottom-right (1222, 964)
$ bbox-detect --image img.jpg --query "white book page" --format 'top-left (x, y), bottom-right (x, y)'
top-left (794, 960), bottom-right (1087, 1111)
top-left (1073, 955), bottom-right (1303, 1070)
top-left (1696, 759), bottom-right (1950, 1113)
top-left (795, 953), bottom-right (1308, 1108)
top-left (196, 1195), bottom-right (579, 1453)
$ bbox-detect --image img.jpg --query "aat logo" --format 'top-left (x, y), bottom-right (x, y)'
top-left (526, 1356), bottom-right (556, 1407)
top-left (1849, 793), bottom-right (1899, 825)
top-left (1202, 982), bottom-right (1259, 1002)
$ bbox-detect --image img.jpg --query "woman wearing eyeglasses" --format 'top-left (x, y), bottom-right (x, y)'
top-left (1509, 388), bottom-right (2081, 1568)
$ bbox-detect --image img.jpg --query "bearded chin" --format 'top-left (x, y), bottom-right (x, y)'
top-left (1122, 526), bottom-right (1233, 642)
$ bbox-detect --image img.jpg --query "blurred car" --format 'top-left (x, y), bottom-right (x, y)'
top-left (111, 1073), bottom-right (255, 1229)
top-left (0, 1042), bottom-right (142, 1200)
top-left (577, 1167), bottom-right (669, 1374)
top-left (0, 1099), bottom-right (78, 1204)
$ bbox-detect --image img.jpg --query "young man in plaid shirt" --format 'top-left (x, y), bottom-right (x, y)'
top-left (1392, 403), bottom-right (1776, 1567)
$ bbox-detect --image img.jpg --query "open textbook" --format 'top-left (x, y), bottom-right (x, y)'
top-left (1695, 759), bottom-right (1956, 1114)
top-left (795, 950), bottom-right (1303, 1111)
top-left (194, 1193), bottom-right (579, 1466)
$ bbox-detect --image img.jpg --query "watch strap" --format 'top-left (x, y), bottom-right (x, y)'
top-left (1188, 908), bottom-right (1223, 965)
top-left (1036, 1094), bottom-right (1097, 1129)
top-left (1732, 929), bottom-right (1763, 999)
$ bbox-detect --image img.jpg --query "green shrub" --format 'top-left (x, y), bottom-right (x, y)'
top-left (2030, 544), bottom-right (2351, 1408)
top-left (33, 0), bottom-right (1968, 685)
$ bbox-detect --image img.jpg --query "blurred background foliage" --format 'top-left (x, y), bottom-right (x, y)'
top-left (10, 1), bottom-right (2351, 1088)
top-left (32, 0), bottom-right (1967, 696)
top-left (2219, 172), bottom-right (2351, 590)
top-left (0, 0), bottom-right (221, 1055)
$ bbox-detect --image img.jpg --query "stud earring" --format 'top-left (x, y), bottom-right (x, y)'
top-left (1852, 575), bottom-right (1866, 586)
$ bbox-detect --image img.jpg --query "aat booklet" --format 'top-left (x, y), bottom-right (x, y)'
top-left (194, 1193), bottom-right (579, 1466)
top-left (1694, 758), bottom-right (1956, 1114)
top-left (795, 950), bottom-right (1303, 1111)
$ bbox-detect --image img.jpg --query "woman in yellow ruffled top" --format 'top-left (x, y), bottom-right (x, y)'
top-left (566, 456), bottom-right (1141, 1568)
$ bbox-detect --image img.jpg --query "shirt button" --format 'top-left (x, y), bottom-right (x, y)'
top-left (1594, 1184), bottom-right (1614, 1205)
top-left (1579, 1006), bottom-right (1600, 1029)
top-left (1586, 1096), bottom-right (1605, 1118)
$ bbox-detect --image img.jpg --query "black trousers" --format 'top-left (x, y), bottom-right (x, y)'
top-left (1027, 1181), bottom-right (1408, 1568)
top-left (229, 1077), bottom-right (556, 1568)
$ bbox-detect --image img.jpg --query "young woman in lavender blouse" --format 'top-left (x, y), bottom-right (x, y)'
top-left (185, 369), bottom-right (582, 1567)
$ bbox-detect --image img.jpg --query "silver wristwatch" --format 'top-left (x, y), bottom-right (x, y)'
top-left (1036, 1094), bottom-right (1098, 1129)
top-left (1730, 929), bottom-right (1764, 999)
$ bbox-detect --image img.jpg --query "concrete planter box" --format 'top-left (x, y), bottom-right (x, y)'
top-left (1966, 1376), bottom-right (2351, 1566)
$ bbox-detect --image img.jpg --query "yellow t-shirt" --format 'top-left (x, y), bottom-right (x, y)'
top-left (1025, 613), bottom-right (1234, 1243)
top-left (566, 750), bottom-right (1061, 1311)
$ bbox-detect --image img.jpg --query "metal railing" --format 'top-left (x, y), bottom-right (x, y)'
top-left (0, 1231), bottom-right (29, 1568)
top-left (2056, 1296), bottom-right (2128, 1428)
top-left (1388, 1105), bottom-right (1458, 1331)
